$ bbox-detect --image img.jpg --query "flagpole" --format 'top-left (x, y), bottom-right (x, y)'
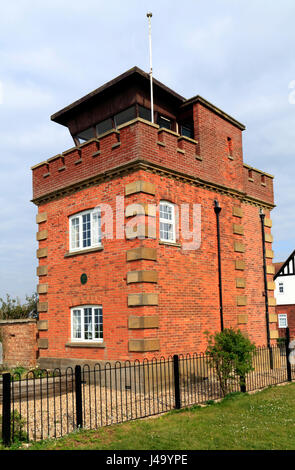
top-left (146, 12), bottom-right (154, 123)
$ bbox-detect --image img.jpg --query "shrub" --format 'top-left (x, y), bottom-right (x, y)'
top-left (0, 293), bottom-right (38, 320)
top-left (205, 328), bottom-right (256, 397)
top-left (0, 410), bottom-right (28, 444)
top-left (11, 366), bottom-right (28, 380)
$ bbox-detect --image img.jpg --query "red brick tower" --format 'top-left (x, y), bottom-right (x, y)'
top-left (31, 67), bottom-right (277, 369)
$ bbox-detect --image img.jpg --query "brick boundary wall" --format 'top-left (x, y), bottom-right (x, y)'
top-left (0, 319), bottom-right (38, 368)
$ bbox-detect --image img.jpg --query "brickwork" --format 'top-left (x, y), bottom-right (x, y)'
top-left (32, 99), bottom-right (276, 366)
top-left (0, 319), bottom-right (38, 368)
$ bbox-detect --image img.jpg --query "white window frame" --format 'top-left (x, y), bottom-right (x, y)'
top-left (159, 201), bottom-right (176, 243)
top-left (278, 313), bottom-right (288, 329)
top-left (278, 282), bottom-right (284, 294)
top-left (69, 208), bottom-right (101, 252)
top-left (71, 305), bottom-right (103, 342)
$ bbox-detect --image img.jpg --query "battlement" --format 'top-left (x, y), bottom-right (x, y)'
top-left (32, 118), bottom-right (274, 206)
top-left (243, 164), bottom-right (274, 206)
top-left (32, 118), bottom-right (198, 201)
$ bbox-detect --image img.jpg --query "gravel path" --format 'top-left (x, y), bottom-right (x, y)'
top-left (9, 383), bottom-right (176, 441)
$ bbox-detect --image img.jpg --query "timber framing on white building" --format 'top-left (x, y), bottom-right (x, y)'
top-left (274, 249), bottom-right (295, 305)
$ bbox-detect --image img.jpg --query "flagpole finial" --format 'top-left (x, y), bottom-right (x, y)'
top-left (147, 12), bottom-right (152, 17)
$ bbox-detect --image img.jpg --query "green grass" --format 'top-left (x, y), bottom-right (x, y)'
top-left (3, 383), bottom-right (295, 450)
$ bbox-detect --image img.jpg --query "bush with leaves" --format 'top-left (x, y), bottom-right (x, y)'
top-left (0, 410), bottom-right (28, 444)
top-left (0, 293), bottom-right (38, 320)
top-left (205, 328), bottom-right (256, 396)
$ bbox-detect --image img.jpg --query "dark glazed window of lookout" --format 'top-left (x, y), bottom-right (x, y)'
top-left (158, 115), bottom-right (172, 130)
top-left (180, 123), bottom-right (194, 139)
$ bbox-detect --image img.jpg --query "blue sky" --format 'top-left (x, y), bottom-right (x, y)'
top-left (0, 0), bottom-right (294, 300)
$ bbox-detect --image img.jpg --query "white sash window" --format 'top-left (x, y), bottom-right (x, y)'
top-left (69, 208), bottom-right (101, 252)
top-left (71, 306), bottom-right (103, 342)
top-left (278, 314), bottom-right (288, 329)
top-left (159, 201), bottom-right (176, 243)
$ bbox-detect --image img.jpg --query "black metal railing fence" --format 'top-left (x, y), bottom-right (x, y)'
top-left (1, 338), bottom-right (294, 446)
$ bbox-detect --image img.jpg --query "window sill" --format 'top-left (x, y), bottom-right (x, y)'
top-left (65, 342), bottom-right (106, 348)
top-left (159, 240), bottom-right (182, 248)
top-left (64, 246), bottom-right (104, 258)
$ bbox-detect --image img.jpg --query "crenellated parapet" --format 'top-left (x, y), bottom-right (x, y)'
top-left (32, 117), bottom-right (274, 208)
top-left (243, 164), bottom-right (274, 206)
top-left (32, 118), bottom-right (200, 201)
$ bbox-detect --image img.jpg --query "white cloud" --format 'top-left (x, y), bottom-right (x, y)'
top-left (0, 0), bottom-right (295, 297)
top-left (0, 79), bottom-right (53, 109)
top-left (0, 123), bottom-right (71, 153)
